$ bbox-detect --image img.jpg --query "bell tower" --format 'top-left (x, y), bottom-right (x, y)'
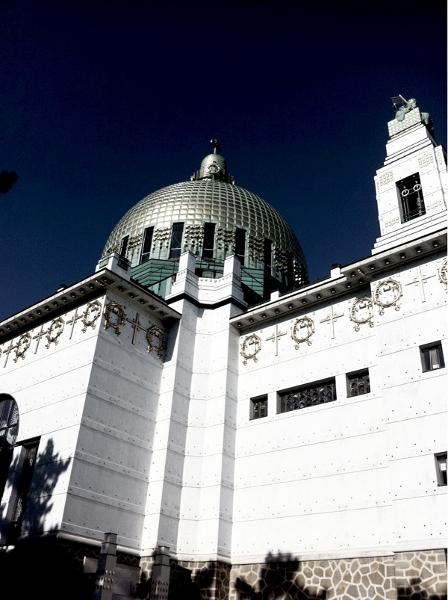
top-left (372, 95), bottom-right (447, 254)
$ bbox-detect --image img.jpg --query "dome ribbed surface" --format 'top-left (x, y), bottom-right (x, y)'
top-left (103, 179), bottom-right (304, 262)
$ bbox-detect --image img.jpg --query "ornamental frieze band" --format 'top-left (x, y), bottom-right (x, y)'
top-left (0, 300), bottom-right (166, 367)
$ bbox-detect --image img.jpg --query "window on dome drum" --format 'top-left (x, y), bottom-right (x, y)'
top-left (278, 378), bottom-right (336, 414)
top-left (420, 341), bottom-right (445, 372)
top-left (347, 369), bottom-right (370, 397)
top-left (286, 253), bottom-right (295, 287)
top-left (397, 173), bottom-right (426, 223)
top-left (7, 438), bottom-right (39, 542)
top-left (435, 452), bottom-right (447, 486)
top-left (141, 226), bottom-right (154, 263)
top-left (169, 222), bottom-right (184, 259)
top-left (250, 395), bottom-right (268, 420)
top-left (120, 235), bottom-right (129, 257)
top-left (263, 239), bottom-right (272, 271)
top-left (202, 222), bottom-right (215, 259)
top-left (235, 228), bottom-right (246, 265)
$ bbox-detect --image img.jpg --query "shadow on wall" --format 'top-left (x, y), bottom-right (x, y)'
top-left (139, 552), bottom-right (328, 600)
top-left (1, 438), bottom-right (71, 539)
top-left (17, 438), bottom-right (71, 537)
top-left (235, 552), bottom-right (327, 600)
top-left (0, 438), bottom-right (91, 600)
top-left (136, 562), bottom-right (215, 600)
top-left (168, 564), bottom-right (214, 600)
top-left (398, 578), bottom-right (447, 600)
top-left (0, 536), bottom-right (96, 600)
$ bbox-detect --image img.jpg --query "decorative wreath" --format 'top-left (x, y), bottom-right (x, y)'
top-left (240, 334), bottom-right (262, 365)
top-left (81, 300), bottom-right (102, 332)
top-left (104, 302), bottom-right (126, 335)
top-left (438, 258), bottom-right (447, 286)
top-left (373, 279), bottom-right (402, 315)
top-left (14, 333), bottom-right (32, 362)
top-left (146, 325), bottom-right (166, 359)
top-left (349, 297), bottom-right (374, 331)
top-left (46, 317), bottom-right (65, 348)
top-left (291, 317), bottom-right (315, 349)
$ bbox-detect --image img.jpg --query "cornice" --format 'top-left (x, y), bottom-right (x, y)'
top-left (0, 268), bottom-right (180, 344)
top-left (230, 229), bottom-right (446, 332)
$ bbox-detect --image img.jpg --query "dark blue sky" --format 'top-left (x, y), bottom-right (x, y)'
top-left (1, 1), bottom-right (446, 320)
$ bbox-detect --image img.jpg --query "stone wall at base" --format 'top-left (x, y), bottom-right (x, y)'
top-left (228, 550), bottom-right (447, 600)
top-left (169, 559), bottom-right (231, 600)
top-left (138, 550), bottom-right (447, 600)
top-left (139, 557), bottom-right (231, 600)
top-left (395, 550), bottom-right (447, 599)
top-left (230, 554), bottom-right (395, 600)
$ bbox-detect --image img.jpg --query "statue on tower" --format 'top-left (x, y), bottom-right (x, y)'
top-left (391, 95), bottom-right (433, 131)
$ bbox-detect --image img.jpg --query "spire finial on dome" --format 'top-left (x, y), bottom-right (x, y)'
top-left (210, 138), bottom-right (220, 154)
top-left (190, 138), bottom-right (234, 183)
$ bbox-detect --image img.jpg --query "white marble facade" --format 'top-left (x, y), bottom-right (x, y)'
top-left (0, 102), bottom-right (446, 597)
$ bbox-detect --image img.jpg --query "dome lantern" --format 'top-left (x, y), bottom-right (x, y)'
top-left (191, 139), bottom-right (234, 184)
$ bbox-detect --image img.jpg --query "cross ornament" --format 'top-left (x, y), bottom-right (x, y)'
top-left (66, 309), bottom-right (83, 339)
top-left (405, 265), bottom-right (435, 303)
top-left (320, 306), bottom-right (344, 339)
top-left (266, 324), bottom-right (287, 356)
top-left (126, 312), bottom-right (145, 345)
top-left (32, 325), bottom-right (47, 353)
top-left (3, 341), bottom-right (16, 368)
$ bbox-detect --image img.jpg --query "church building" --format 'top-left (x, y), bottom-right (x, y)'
top-left (0, 97), bottom-right (446, 600)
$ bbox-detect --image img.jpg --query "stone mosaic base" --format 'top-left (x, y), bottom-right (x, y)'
top-left (230, 553), bottom-right (396, 600)
top-left (395, 550), bottom-right (447, 599)
top-left (138, 549), bottom-right (447, 600)
top-left (228, 550), bottom-right (447, 600)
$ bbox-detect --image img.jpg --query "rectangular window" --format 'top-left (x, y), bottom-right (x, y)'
top-left (397, 173), bottom-right (426, 223)
top-left (347, 368), bottom-right (370, 397)
top-left (420, 341), bottom-right (445, 372)
top-left (0, 446), bottom-right (13, 502)
top-left (0, 397), bottom-right (18, 499)
top-left (435, 452), bottom-right (447, 486)
top-left (278, 378), bottom-right (336, 414)
top-left (263, 239), bottom-right (272, 270)
top-left (202, 222), bottom-right (215, 259)
top-left (235, 228), bottom-right (246, 265)
top-left (120, 235), bottom-right (129, 257)
top-left (250, 395), bottom-right (268, 420)
top-left (169, 222), bottom-right (184, 259)
top-left (286, 252), bottom-right (295, 287)
top-left (141, 226), bottom-right (154, 263)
